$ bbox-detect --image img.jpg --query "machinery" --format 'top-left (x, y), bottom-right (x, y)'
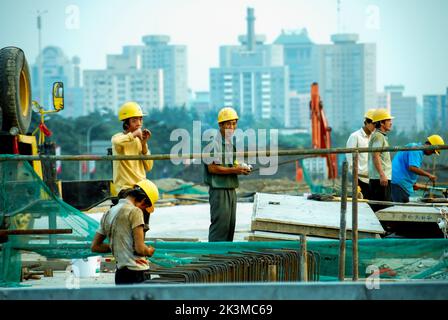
top-left (309, 82), bottom-right (338, 179)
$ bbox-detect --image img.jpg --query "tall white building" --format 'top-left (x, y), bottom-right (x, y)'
top-left (142, 35), bottom-right (188, 108)
top-left (83, 45), bottom-right (164, 114)
top-left (210, 8), bottom-right (290, 126)
top-left (318, 34), bottom-right (377, 132)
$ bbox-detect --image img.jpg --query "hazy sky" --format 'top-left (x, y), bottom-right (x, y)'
top-left (1, 0), bottom-right (447, 102)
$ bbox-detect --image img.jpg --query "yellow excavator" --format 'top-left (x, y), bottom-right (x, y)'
top-left (0, 46), bottom-right (64, 194)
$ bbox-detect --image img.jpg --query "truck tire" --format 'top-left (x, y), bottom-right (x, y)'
top-left (0, 47), bottom-right (32, 134)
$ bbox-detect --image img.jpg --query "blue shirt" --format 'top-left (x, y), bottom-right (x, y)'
top-left (392, 143), bottom-right (424, 195)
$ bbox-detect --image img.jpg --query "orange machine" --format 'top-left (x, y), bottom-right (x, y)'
top-left (309, 82), bottom-right (338, 179)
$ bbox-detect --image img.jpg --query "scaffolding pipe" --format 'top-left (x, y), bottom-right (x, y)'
top-left (352, 152), bottom-right (359, 281)
top-left (338, 161), bottom-right (348, 281)
top-left (0, 145), bottom-right (447, 162)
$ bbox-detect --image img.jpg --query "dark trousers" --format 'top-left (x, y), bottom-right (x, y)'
top-left (115, 267), bottom-right (147, 285)
top-left (368, 179), bottom-right (392, 212)
top-left (358, 179), bottom-right (370, 200)
top-left (208, 188), bottom-right (237, 242)
top-left (391, 183), bottom-right (410, 203)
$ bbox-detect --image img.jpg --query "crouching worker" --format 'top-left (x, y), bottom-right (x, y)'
top-left (91, 179), bottom-right (159, 285)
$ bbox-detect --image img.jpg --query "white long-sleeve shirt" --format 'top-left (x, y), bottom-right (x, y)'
top-left (346, 128), bottom-right (371, 184)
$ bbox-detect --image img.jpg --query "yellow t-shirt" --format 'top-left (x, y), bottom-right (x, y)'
top-left (112, 132), bottom-right (153, 193)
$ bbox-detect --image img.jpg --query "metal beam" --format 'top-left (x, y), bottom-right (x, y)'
top-left (1, 281), bottom-right (448, 300)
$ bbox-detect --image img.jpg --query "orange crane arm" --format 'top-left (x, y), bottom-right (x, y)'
top-left (310, 82), bottom-right (338, 179)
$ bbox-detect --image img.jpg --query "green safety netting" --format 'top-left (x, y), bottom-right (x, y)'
top-left (149, 239), bottom-right (448, 281)
top-left (1, 157), bottom-right (447, 287)
top-left (0, 158), bottom-right (99, 285)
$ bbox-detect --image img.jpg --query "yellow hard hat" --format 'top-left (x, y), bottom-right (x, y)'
top-left (364, 109), bottom-right (376, 121)
top-left (135, 179), bottom-right (159, 212)
top-left (118, 101), bottom-right (146, 121)
top-left (218, 107), bottom-right (239, 123)
top-left (372, 108), bottom-right (394, 123)
top-left (427, 134), bottom-right (445, 155)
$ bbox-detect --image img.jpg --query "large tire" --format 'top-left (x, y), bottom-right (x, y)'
top-left (0, 47), bottom-right (32, 134)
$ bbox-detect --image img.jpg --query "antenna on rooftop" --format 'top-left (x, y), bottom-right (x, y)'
top-left (337, 0), bottom-right (342, 34)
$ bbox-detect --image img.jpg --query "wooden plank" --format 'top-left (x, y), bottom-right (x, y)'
top-left (375, 206), bottom-right (442, 223)
top-left (253, 193), bottom-right (384, 234)
top-left (252, 220), bottom-right (381, 239)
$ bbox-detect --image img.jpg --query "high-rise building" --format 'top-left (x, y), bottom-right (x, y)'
top-left (32, 46), bottom-right (84, 118)
top-left (190, 91), bottom-right (211, 114)
top-left (379, 85), bottom-right (418, 134)
top-left (288, 92), bottom-right (310, 130)
top-left (318, 34), bottom-right (377, 132)
top-left (423, 93), bottom-right (447, 131)
top-left (210, 8), bottom-right (290, 126)
top-left (142, 35), bottom-right (188, 108)
top-left (83, 45), bottom-right (164, 115)
top-left (274, 29), bottom-right (319, 95)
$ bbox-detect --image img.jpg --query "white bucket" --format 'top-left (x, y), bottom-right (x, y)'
top-left (71, 256), bottom-right (101, 278)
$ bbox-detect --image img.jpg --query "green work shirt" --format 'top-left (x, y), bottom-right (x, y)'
top-left (368, 130), bottom-right (392, 180)
top-left (203, 135), bottom-right (239, 189)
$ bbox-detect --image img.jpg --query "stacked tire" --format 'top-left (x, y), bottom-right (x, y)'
top-left (0, 47), bottom-right (32, 134)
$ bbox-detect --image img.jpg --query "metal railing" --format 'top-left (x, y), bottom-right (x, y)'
top-left (0, 144), bottom-right (446, 162)
top-left (1, 143), bottom-right (447, 283)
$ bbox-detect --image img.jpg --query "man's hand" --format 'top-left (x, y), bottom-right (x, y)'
top-left (235, 166), bottom-right (251, 175)
top-left (427, 174), bottom-right (437, 182)
top-left (380, 173), bottom-right (388, 186)
top-left (142, 129), bottom-right (151, 142)
top-left (132, 128), bottom-right (143, 139)
top-left (147, 245), bottom-right (155, 257)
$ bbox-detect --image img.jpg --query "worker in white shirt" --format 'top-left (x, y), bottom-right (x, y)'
top-left (345, 109), bottom-right (376, 199)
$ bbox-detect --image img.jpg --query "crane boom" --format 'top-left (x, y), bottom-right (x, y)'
top-left (310, 82), bottom-right (338, 179)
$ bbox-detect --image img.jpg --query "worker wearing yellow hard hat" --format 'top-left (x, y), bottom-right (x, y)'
top-left (346, 109), bottom-right (376, 199)
top-left (368, 108), bottom-right (394, 212)
top-left (91, 179), bottom-right (159, 285)
top-left (204, 107), bottom-right (251, 242)
top-left (391, 135), bottom-right (445, 203)
top-left (112, 101), bottom-right (154, 199)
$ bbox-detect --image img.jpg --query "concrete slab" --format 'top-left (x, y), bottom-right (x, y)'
top-left (376, 205), bottom-right (445, 222)
top-left (87, 202), bottom-right (255, 242)
top-left (252, 193), bottom-right (385, 238)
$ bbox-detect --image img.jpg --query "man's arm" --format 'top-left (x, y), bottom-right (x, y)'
top-left (373, 152), bottom-right (388, 186)
top-left (409, 166), bottom-right (436, 181)
top-left (345, 134), bottom-right (357, 171)
top-left (133, 225), bottom-right (155, 257)
top-left (207, 163), bottom-right (250, 175)
top-left (91, 233), bottom-right (111, 253)
top-left (140, 129), bottom-right (153, 171)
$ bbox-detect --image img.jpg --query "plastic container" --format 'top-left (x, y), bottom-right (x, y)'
top-left (71, 256), bottom-right (101, 278)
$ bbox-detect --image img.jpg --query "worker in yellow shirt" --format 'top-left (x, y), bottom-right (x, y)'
top-left (112, 102), bottom-right (154, 200)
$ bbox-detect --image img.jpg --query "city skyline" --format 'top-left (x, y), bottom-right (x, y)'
top-left (1, 0), bottom-right (447, 103)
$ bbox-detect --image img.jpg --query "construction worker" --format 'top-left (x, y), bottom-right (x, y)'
top-left (346, 109), bottom-right (376, 199)
top-left (112, 101), bottom-right (153, 198)
top-left (368, 109), bottom-right (394, 212)
top-left (204, 107), bottom-right (251, 242)
top-left (391, 135), bottom-right (445, 203)
top-left (91, 179), bottom-right (159, 285)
